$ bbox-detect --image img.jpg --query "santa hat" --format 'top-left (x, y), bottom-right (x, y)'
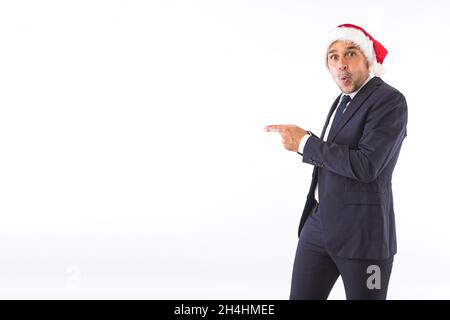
top-left (326, 23), bottom-right (388, 76)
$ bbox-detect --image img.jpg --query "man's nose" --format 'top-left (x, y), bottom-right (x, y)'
top-left (337, 58), bottom-right (348, 70)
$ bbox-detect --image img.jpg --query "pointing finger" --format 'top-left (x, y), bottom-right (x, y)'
top-left (264, 125), bottom-right (287, 132)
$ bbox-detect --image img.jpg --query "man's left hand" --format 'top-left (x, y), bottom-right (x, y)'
top-left (264, 124), bottom-right (309, 152)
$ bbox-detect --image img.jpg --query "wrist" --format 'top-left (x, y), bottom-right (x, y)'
top-left (298, 131), bottom-right (312, 155)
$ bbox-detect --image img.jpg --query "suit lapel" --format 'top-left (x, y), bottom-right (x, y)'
top-left (308, 94), bottom-right (341, 197)
top-left (320, 95), bottom-right (341, 139)
top-left (328, 76), bottom-right (382, 142)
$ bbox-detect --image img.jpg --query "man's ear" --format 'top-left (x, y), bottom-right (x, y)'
top-left (362, 54), bottom-right (370, 70)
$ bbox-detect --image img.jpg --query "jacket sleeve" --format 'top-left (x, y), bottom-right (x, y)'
top-left (302, 92), bottom-right (408, 183)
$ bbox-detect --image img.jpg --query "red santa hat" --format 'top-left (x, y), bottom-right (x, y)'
top-left (326, 23), bottom-right (388, 76)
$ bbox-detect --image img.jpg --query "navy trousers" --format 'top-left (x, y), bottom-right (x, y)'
top-left (289, 203), bottom-right (394, 300)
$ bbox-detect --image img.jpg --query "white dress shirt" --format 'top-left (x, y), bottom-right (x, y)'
top-left (298, 74), bottom-right (375, 202)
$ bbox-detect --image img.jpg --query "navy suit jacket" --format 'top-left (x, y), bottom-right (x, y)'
top-left (298, 76), bottom-right (408, 260)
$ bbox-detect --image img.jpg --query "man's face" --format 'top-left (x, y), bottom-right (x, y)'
top-left (327, 40), bottom-right (370, 94)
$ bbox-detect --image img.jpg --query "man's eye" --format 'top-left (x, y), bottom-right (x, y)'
top-left (329, 55), bottom-right (337, 60)
top-left (347, 52), bottom-right (355, 57)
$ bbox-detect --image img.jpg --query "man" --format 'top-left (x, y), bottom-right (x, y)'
top-left (265, 24), bottom-right (408, 300)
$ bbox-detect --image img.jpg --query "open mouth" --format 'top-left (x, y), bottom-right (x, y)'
top-left (340, 75), bottom-right (351, 84)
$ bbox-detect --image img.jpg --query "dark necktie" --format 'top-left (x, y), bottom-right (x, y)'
top-left (329, 94), bottom-right (351, 135)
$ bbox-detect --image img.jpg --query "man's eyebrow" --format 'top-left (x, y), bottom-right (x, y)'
top-left (327, 46), bottom-right (359, 55)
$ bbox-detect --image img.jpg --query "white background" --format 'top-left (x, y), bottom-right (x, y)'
top-left (0, 0), bottom-right (448, 299)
